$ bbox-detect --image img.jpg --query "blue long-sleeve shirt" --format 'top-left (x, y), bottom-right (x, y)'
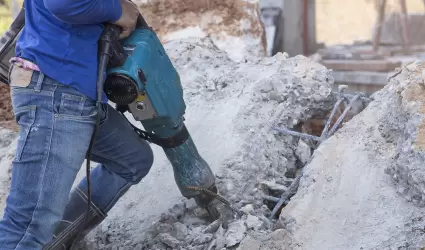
top-left (16, 0), bottom-right (122, 101)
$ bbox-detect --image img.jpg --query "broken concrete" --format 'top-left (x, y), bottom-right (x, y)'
top-left (280, 61), bottom-right (425, 249)
top-left (71, 44), bottom-right (425, 250)
top-left (69, 37), bottom-right (336, 249)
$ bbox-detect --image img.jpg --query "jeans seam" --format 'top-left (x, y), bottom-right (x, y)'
top-left (90, 152), bottom-right (136, 212)
top-left (104, 182), bottom-right (132, 212)
top-left (14, 85), bottom-right (56, 248)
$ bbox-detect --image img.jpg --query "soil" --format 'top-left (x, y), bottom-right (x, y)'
top-left (0, 84), bottom-right (16, 131)
top-left (137, 0), bottom-right (267, 55)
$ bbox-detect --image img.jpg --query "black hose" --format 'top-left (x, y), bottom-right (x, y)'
top-left (69, 38), bottom-right (113, 250)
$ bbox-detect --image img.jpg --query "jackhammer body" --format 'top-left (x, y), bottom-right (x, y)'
top-left (101, 17), bottom-right (217, 207)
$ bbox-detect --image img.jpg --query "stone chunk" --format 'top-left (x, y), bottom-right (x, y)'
top-left (245, 214), bottom-right (263, 230)
top-left (158, 233), bottom-right (180, 248)
top-left (237, 236), bottom-right (262, 250)
top-left (225, 220), bottom-right (247, 247)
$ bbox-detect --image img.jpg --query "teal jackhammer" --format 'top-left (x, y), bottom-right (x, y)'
top-left (99, 15), bottom-right (220, 212)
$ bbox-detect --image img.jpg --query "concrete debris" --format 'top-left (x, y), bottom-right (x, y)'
top-left (245, 214), bottom-right (263, 230)
top-left (224, 220), bottom-right (247, 247)
top-left (237, 236), bottom-right (261, 250)
top-left (295, 139), bottom-right (312, 165)
top-left (280, 61), bottom-right (425, 249)
top-left (173, 222), bottom-right (189, 240)
top-left (158, 233), bottom-right (180, 248)
top-left (65, 36), bottom-right (337, 250)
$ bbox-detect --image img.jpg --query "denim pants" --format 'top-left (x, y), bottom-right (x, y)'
top-left (0, 68), bottom-right (154, 249)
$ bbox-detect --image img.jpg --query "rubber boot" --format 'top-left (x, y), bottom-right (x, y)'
top-left (43, 187), bottom-right (107, 250)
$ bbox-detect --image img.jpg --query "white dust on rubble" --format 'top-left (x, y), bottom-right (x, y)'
top-left (75, 37), bottom-right (336, 250)
top-left (0, 129), bottom-right (18, 215)
top-left (136, 0), bottom-right (266, 62)
top-left (280, 61), bottom-right (425, 250)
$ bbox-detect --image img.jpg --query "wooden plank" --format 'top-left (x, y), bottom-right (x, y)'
top-left (331, 71), bottom-right (390, 86)
top-left (321, 59), bottom-right (401, 72)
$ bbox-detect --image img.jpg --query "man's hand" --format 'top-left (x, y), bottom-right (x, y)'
top-left (113, 0), bottom-right (139, 39)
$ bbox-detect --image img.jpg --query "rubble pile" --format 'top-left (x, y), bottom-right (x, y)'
top-left (73, 42), bottom-right (425, 249)
top-left (75, 37), bottom-right (338, 250)
top-left (279, 61), bottom-right (425, 249)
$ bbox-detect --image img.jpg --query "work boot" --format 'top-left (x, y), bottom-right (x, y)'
top-left (43, 187), bottom-right (107, 250)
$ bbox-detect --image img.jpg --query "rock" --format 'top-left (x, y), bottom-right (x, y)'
top-left (237, 236), bottom-right (261, 250)
top-left (173, 222), bottom-right (189, 240)
top-left (295, 139), bottom-right (311, 164)
top-left (225, 220), bottom-right (247, 247)
top-left (215, 226), bottom-right (226, 250)
top-left (169, 202), bottom-right (186, 219)
top-left (269, 229), bottom-right (289, 241)
top-left (158, 233), bottom-right (180, 248)
top-left (240, 204), bottom-right (255, 214)
top-left (154, 223), bottom-right (173, 234)
top-left (192, 233), bottom-right (213, 245)
top-left (245, 214), bottom-right (263, 230)
top-left (260, 181), bottom-right (288, 192)
top-left (184, 198), bottom-right (198, 211)
top-left (203, 219), bottom-right (222, 234)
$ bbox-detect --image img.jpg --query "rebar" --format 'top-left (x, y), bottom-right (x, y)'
top-left (326, 94), bottom-right (361, 138)
top-left (269, 172), bottom-right (303, 219)
top-left (272, 126), bottom-right (323, 142)
top-left (320, 97), bottom-right (344, 140)
top-left (262, 195), bottom-right (281, 203)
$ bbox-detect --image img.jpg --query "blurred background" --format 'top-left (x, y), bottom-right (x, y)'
top-left (0, 0), bottom-right (424, 127)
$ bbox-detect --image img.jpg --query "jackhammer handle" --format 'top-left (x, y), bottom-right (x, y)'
top-left (100, 13), bottom-right (149, 69)
top-left (136, 14), bottom-right (149, 29)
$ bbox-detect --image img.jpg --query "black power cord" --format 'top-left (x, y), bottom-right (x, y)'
top-left (69, 31), bottom-right (114, 250)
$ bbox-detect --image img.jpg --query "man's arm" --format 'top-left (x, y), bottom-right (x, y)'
top-left (43, 0), bottom-right (122, 24)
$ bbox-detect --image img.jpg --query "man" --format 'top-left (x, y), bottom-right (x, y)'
top-left (0, 0), bottom-right (155, 249)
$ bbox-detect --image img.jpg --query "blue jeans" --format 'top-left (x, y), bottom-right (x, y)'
top-left (0, 69), bottom-right (154, 249)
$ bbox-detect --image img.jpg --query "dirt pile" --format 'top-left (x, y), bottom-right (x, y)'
top-left (136, 0), bottom-right (266, 61)
top-left (74, 37), bottom-right (338, 250)
top-left (0, 85), bottom-right (16, 130)
top-left (280, 61), bottom-right (425, 249)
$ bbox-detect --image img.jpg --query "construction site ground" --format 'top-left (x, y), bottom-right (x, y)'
top-left (0, 0), bottom-right (424, 249)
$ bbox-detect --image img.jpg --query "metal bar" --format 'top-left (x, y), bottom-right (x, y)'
top-left (263, 195), bottom-right (281, 203)
top-left (339, 93), bottom-right (371, 101)
top-left (372, 0), bottom-right (387, 52)
top-left (302, 0), bottom-right (309, 55)
top-left (326, 94), bottom-right (360, 138)
top-left (272, 126), bottom-right (323, 142)
top-left (399, 0), bottom-right (410, 50)
top-left (320, 98), bottom-right (343, 139)
top-left (269, 172), bottom-right (303, 219)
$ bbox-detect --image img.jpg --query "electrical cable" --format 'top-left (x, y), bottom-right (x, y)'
top-left (69, 37), bottom-right (113, 250)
